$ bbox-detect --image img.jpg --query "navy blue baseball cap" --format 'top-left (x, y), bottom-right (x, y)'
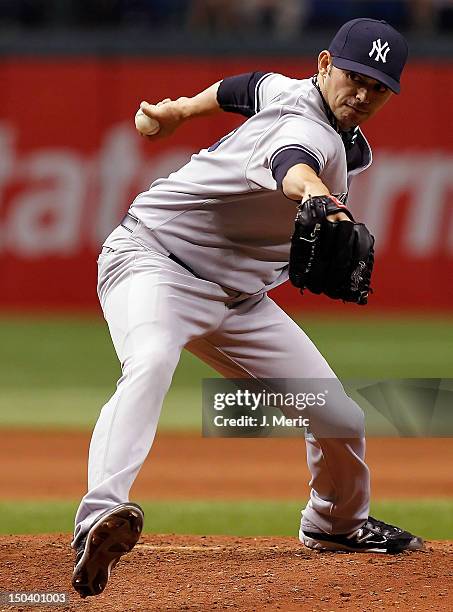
top-left (328, 18), bottom-right (408, 94)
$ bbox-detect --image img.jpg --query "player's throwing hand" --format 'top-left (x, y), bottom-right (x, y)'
top-left (135, 98), bottom-right (190, 140)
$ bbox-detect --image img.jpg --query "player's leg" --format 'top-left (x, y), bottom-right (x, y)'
top-left (189, 294), bottom-right (370, 536)
top-left (191, 296), bottom-right (424, 552)
top-left (73, 245), bottom-right (227, 546)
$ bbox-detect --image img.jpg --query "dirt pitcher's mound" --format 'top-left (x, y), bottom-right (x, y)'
top-left (0, 535), bottom-right (452, 612)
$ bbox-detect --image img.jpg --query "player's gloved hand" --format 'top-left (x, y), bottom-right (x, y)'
top-left (289, 195), bottom-right (375, 305)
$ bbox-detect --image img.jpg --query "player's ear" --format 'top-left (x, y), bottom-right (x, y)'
top-left (317, 51), bottom-right (333, 80)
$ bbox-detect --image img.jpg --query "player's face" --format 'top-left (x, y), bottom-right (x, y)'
top-left (321, 61), bottom-right (393, 130)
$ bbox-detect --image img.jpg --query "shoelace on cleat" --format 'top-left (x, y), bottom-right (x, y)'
top-left (367, 516), bottom-right (406, 537)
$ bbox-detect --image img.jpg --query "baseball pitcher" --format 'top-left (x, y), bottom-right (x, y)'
top-left (71, 18), bottom-right (424, 599)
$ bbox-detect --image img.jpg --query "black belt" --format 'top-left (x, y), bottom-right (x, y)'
top-left (120, 213), bottom-right (200, 278)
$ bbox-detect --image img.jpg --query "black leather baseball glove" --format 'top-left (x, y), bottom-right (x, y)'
top-left (289, 195), bottom-right (375, 305)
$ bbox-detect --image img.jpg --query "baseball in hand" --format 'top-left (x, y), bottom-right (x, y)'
top-left (134, 107), bottom-right (160, 136)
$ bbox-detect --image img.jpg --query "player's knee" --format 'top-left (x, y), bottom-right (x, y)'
top-left (308, 392), bottom-right (365, 438)
top-left (330, 395), bottom-right (365, 438)
top-left (346, 400), bottom-right (366, 438)
top-left (125, 345), bottom-right (179, 382)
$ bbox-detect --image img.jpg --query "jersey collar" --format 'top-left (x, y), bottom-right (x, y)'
top-left (311, 75), bottom-right (359, 150)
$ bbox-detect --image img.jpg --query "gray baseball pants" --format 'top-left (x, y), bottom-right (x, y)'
top-left (73, 221), bottom-right (370, 546)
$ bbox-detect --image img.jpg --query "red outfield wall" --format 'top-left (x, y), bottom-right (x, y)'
top-left (0, 58), bottom-right (452, 312)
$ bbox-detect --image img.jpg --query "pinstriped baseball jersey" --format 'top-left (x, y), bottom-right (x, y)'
top-left (128, 73), bottom-right (372, 294)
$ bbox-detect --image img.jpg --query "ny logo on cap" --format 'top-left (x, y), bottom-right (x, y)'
top-left (369, 39), bottom-right (390, 63)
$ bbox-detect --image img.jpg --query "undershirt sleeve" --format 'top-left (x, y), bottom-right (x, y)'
top-left (271, 146), bottom-right (321, 190)
top-left (217, 72), bottom-right (273, 117)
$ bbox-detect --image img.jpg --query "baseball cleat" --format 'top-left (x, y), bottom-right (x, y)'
top-left (72, 502), bottom-right (144, 598)
top-left (300, 516), bottom-right (425, 554)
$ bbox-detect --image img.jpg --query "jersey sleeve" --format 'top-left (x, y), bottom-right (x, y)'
top-left (217, 72), bottom-right (294, 117)
top-left (246, 114), bottom-right (339, 191)
top-left (256, 73), bottom-right (298, 111)
top-left (271, 147), bottom-right (320, 189)
top-left (217, 72), bottom-right (271, 117)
